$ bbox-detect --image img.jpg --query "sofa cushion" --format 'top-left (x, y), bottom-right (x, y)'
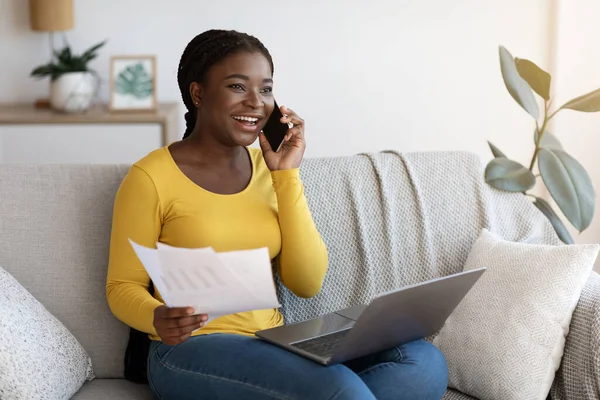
top-left (0, 264), bottom-right (94, 399)
top-left (433, 229), bottom-right (599, 400)
top-left (71, 379), bottom-right (153, 400)
top-left (0, 164), bottom-right (132, 378)
top-left (442, 389), bottom-right (478, 400)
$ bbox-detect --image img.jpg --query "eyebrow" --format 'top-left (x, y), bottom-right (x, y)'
top-left (224, 74), bottom-right (273, 83)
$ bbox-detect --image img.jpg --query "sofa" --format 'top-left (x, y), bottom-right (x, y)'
top-left (0, 149), bottom-right (598, 399)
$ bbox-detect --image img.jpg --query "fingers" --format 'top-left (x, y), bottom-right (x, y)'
top-left (258, 132), bottom-right (273, 153)
top-left (158, 309), bottom-right (208, 327)
top-left (278, 106), bottom-right (304, 142)
top-left (168, 314), bottom-right (206, 327)
top-left (159, 316), bottom-right (205, 346)
top-left (166, 320), bottom-right (205, 335)
top-left (281, 114), bottom-right (304, 127)
top-left (157, 306), bottom-right (209, 320)
top-left (154, 305), bottom-right (210, 345)
top-left (280, 106), bottom-right (304, 127)
top-left (284, 125), bottom-right (303, 142)
top-left (162, 333), bottom-right (192, 346)
top-left (155, 305), bottom-right (193, 318)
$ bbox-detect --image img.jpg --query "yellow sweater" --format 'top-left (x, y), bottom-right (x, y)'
top-left (106, 146), bottom-right (328, 341)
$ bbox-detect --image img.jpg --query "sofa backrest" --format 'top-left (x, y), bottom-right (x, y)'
top-left (0, 150), bottom-right (559, 379)
top-left (278, 150), bottom-right (561, 323)
top-left (0, 164), bottom-right (130, 378)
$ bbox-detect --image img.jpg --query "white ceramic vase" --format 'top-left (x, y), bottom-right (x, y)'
top-left (50, 72), bottom-right (97, 113)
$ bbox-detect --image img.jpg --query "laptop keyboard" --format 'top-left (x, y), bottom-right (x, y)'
top-left (290, 329), bottom-right (351, 359)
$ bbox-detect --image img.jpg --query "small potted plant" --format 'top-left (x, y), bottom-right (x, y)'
top-left (30, 40), bottom-right (106, 113)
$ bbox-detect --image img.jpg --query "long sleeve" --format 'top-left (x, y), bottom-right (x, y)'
top-left (106, 165), bottom-right (163, 335)
top-left (271, 168), bottom-right (328, 298)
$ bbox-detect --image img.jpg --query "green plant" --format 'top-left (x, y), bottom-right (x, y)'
top-left (486, 46), bottom-right (599, 244)
top-left (30, 40), bottom-right (106, 81)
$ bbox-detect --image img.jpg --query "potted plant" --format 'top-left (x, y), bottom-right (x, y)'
top-left (30, 40), bottom-right (106, 113)
top-left (486, 46), bottom-right (600, 244)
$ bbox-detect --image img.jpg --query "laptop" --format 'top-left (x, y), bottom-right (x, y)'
top-left (255, 268), bottom-right (485, 365)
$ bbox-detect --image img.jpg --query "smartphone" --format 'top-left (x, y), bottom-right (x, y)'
top-left (262, 100), bottom-right (289, 152)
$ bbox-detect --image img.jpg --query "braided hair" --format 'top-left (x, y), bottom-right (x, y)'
top-left (177, 30), bottom-right (275, 139)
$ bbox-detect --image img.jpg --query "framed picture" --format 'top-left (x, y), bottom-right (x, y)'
top-left (109, 55), bottom-right (157, 112)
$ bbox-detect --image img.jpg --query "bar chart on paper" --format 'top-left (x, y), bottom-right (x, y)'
top-left (160, 264), bottom-right (227, 292)
top-left (129, 239), bottom-right (281, 319)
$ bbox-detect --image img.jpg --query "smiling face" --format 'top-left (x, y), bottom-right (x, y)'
top-left (191, 51), bottom-right (275, 147)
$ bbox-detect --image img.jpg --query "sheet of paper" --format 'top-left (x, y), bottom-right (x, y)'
top-left (128, 240), bottom-right (172, 306)
top-left (129, 239), bottom-right (281, 320)
top-left (155, 242), bottom-right (277, 304)
top-left (216, 248), bottom-right (279, 304)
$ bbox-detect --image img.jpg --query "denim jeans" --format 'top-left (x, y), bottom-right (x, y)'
top-left (147, 333), bottom-right (448, 400)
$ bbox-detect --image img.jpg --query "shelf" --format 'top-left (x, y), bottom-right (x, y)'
top-left (0, 102), bottom-right (181, 145)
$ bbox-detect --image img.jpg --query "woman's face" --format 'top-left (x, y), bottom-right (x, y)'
top-left (193, 51), bottom-right (275, 147)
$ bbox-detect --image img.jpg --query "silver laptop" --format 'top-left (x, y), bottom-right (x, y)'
top-left (255, 268), bottom-right (485, 365)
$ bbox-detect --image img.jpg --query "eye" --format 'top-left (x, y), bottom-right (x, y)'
top-left (260, 87), bottom-right (273, 94)
top-left (229, 84), bottom-right (244, 91)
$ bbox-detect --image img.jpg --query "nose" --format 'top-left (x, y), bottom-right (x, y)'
top-left (243, 90), bottom-right (264, 108)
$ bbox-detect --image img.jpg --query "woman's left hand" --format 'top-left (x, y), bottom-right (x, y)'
top-left (259, 105), bottom-right (306, 171)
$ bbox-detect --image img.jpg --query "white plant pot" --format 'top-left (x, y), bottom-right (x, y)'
top-left (50, 72), bottom-right (97, 113)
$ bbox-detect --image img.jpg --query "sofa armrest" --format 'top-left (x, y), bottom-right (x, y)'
top-left (551, 271), bottom-right (600, 400)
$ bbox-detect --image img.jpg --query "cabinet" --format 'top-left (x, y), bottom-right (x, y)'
top-left (0, 103), bottom-right (180, 164)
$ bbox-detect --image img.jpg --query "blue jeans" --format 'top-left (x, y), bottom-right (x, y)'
top-left (147, 333), bottom-right (448, 399)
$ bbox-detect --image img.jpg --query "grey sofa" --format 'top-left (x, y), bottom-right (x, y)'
top-left (0, 150), bottom-right (598, 400)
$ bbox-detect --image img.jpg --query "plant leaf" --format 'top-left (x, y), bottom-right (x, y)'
top-left (80, 40), bottom-right (106, 63)
top-left (534, 131), bottom-right (563, 149)
top-left (560, 88), bottom-right (600, 112)
top-left (515, 58), bottom-right (551, 101)
top-left (538, 148), bottom-right (595, 232)
top-left (532, 196), bottom-right (574, 244)
top-left (485, 158), bottom-right (536, 192)
top-left (53, 46), bottom-right (71, 64)
top-left (499, 46), bottom-right (539, 119)
top-left (30, 64), bottom-right (55, 77)
top-left (487, 141), bottom-right (507, 158)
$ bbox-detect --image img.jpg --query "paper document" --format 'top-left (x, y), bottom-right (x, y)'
top-left (129, 239), bottom-right (281, 320)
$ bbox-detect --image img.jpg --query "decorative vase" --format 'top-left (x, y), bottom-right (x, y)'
top-left (50, 72), bottom-right (97, 113)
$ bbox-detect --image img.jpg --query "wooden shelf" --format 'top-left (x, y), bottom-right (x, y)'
top-left (0, 102), bottom-right (180, 145)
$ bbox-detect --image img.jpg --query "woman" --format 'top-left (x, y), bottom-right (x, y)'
top-left (106, 29), bottom-right (448, 399)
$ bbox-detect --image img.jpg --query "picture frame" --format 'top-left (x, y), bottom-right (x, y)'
top-left (109, 55), bottom-right (157, 112)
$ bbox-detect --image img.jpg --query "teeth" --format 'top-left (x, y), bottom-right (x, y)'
top-left (233, 116), bottom-right (258, 122)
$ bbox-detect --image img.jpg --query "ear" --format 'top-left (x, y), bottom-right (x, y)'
top-left (189, 82), bottom-right (203, 107)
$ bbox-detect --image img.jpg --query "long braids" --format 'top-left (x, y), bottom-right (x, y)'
top-left (177, 30), bottom-right (275, 139)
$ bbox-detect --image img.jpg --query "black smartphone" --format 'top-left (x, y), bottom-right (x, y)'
top-left (262, 100), bottom-right (289, 152)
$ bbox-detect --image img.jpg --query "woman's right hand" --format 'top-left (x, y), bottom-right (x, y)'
top-left (153, 305), bottom-right (208, 346)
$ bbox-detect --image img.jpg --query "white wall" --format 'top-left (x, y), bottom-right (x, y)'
top-left (549, 0), bottom-right (600, 259)
top-left (9, 1), bottom-right (600, 264)
top-left (1, 0), bottom-right (552, 165)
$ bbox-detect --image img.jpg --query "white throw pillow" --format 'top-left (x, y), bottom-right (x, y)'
top-left (433, 228), bottom-right (598, 400)
top-left (0, 265), bottom-right (94, 399)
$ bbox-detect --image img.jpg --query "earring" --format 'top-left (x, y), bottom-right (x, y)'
top-left (194, 101), bottom-right (199, 106)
